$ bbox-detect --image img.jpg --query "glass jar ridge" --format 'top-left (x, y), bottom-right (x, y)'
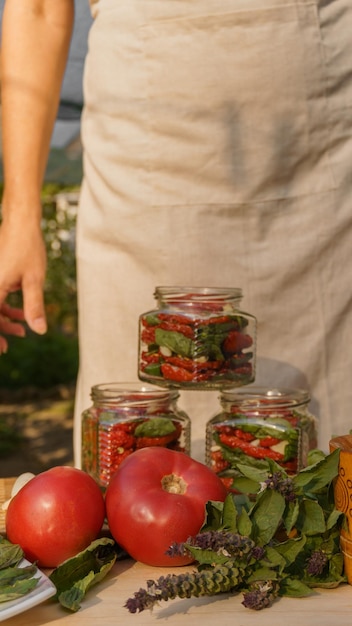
top-left (82, 382), bottom-right (191, 489)
top-left (138, 286), bottom-right (257, 389)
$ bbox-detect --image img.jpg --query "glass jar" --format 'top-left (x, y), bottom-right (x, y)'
top-left (82, 383), bottom-right (191, 489)
top-left (206, 387), bottom-right (318, 490)
top-left (138, 286), bottom-right (256, 389)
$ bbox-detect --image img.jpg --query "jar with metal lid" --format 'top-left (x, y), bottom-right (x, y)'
top-left (81, 383), bottom-right (191, 489)
top-left (138, 286), bottom-right (256, 389)
top-left (206, 387), bottom-right (318, 491)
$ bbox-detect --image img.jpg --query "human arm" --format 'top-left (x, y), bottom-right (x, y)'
top-left (0, 0), bottom-right (75, 352)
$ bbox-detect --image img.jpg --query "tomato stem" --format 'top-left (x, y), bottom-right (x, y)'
top-left (161, 474), bottom-right (187, 495)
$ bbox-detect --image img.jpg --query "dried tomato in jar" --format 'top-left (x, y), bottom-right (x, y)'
top-left (81, 383), bottom-right (191, 489)
top-left (206, 387), bottom-right (318, 492)
top-left (138, 286), bottom-right (257, 389)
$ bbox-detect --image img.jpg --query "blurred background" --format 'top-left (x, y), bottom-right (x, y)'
top-left (0, 1), bottom-right (93, 474)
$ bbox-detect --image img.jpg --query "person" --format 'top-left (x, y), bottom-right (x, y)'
top-left (1, 0), bottom-right (352, 467)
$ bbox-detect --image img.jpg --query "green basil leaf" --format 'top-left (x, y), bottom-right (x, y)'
top-left (264, 546), bottom-right (287, 571)
top-left (250, 490), bottom-right (286, 545)
top-left (0, 539), bottom-right (24, 569)
top-left (185, 546), bottom-right (230, 567)
top-left (235, 463), bottom-right (269, 485)
top-left (284, 499), bottom-right (300, 534)
top-left (293, 448), bottom-right (339, 494)
top-left (201, 500), bottom-right (225, 532)
top-left (0, 537), bottom-right (40, 603)
top-left (237, 506), bottom-right (253, 538)
top-left (247, 566), bottom-right (279, 583)
top-left (144, 314), bottom-right (161, 326)
top-left (274, 536), bottom-right (307, 567)
top-left (221, 494), bottom-right (238, 532)
top-left (307, 449), bottom-right (326, 465)
top-left (296, 500), bottom-right (326, 535)
top-left (0, 564), bottom-right (37, 584)
top-left (134, 417), bottom-right (175, 437)
top-left (326, 508), bottom-right (344, 531)
top-left (155, 328), bottom-right (193, 358)
top-left (280, 577), bottom-right (314, 597)
top-left (49, 538), bottom-right (117, 612)
top-left (0, 577), bottom-right (39, 603)
top-left (328, 553), bottom-right (345, 582)
top-left (143, 363), bottom-right (161, 377)
top-left (57, 573), bottom-right (94, 612)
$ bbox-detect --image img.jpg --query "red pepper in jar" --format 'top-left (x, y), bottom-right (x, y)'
top-left (160, 363), bottom-right (195, 382)
top-left (163, 356), bottom-right (195, 371)
top-left (220, 477), bottom-right (235, 490)
top-left (201, 315), bottom-right (232, 325)
top-left (157, 313), bottom-right (194, 326)
top-left (222, 331), bottom-right (253, 356)
top-left (164, 355), bottom-right (223, 372)
top-left (161, 363), bottom-right (213, 383)
top-left (109, 449), bottom-right (134, 472)
top-left (218, 432), bottom-right (284, 461)
top-left (259, 436), bottom-right (282, 448)
top-left (141, 327), bottom-right (157, 344)
top-left (210, 449), bottom-right (231, 473)
top-left (110, 428), bottom-right (135, 450)
top-left (233, 428), bottom-right (256, 441)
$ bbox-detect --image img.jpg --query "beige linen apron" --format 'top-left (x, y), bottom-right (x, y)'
top-left (74, 0), bottom-right (352, 465)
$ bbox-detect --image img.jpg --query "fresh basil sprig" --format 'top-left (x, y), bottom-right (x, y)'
top-left (125, 448), bottom-right (346, 613)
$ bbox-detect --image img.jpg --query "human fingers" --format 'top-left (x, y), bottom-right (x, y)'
top-left (1, 302), bottom-right (26, 321)
top-left (22, 281), bottom-right (47, 335)
top-left (0, 336), bottom-right (8, 355)
top-left (0, 314), bottom-right (26, 338)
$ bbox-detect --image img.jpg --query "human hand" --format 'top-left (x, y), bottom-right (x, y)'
top-left (0, 302), bottom-right (26, 354)
top-left (0, 214), bottom-right (47, 353)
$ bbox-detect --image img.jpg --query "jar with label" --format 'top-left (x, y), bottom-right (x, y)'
top-left (206, 387), bottom-right (318, 491)
top-left (138, 286), bottom-right (257, 389)
top-left (82, 383), bottom-right (191, 489)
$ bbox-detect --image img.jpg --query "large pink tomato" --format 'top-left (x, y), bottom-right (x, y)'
top-left (105, 447), bottom-right (227, 566)
top-left (6, 466), bottom-right (105, 568)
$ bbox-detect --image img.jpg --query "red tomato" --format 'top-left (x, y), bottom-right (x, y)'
top-left (5, 466), bottom-right (105, 568)
top-left (105, 447), bottom-right (228, 567)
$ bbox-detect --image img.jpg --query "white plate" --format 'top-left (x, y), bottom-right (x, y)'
top-left (0, 558), bottom-right (57, 622)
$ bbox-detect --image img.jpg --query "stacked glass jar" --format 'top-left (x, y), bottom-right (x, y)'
top-left (138, 286), bottom-right (256, 388)
top-left (206, 387), bottom-right (317, 491)
top-left (81, 286), bottom-right (256, 488)
top-left (82, 286), bottom-right (317, 490)
top-left (82, 383), bottom-right (190, 489)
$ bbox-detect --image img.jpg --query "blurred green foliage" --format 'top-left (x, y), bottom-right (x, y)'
top-left (0, 417), bottom-right (21, 455)
top-left (0, 183), bottom-right (79, 389)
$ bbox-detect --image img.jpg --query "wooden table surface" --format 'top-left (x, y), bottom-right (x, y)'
top-left (2, 478), bottom-right (352, 625)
